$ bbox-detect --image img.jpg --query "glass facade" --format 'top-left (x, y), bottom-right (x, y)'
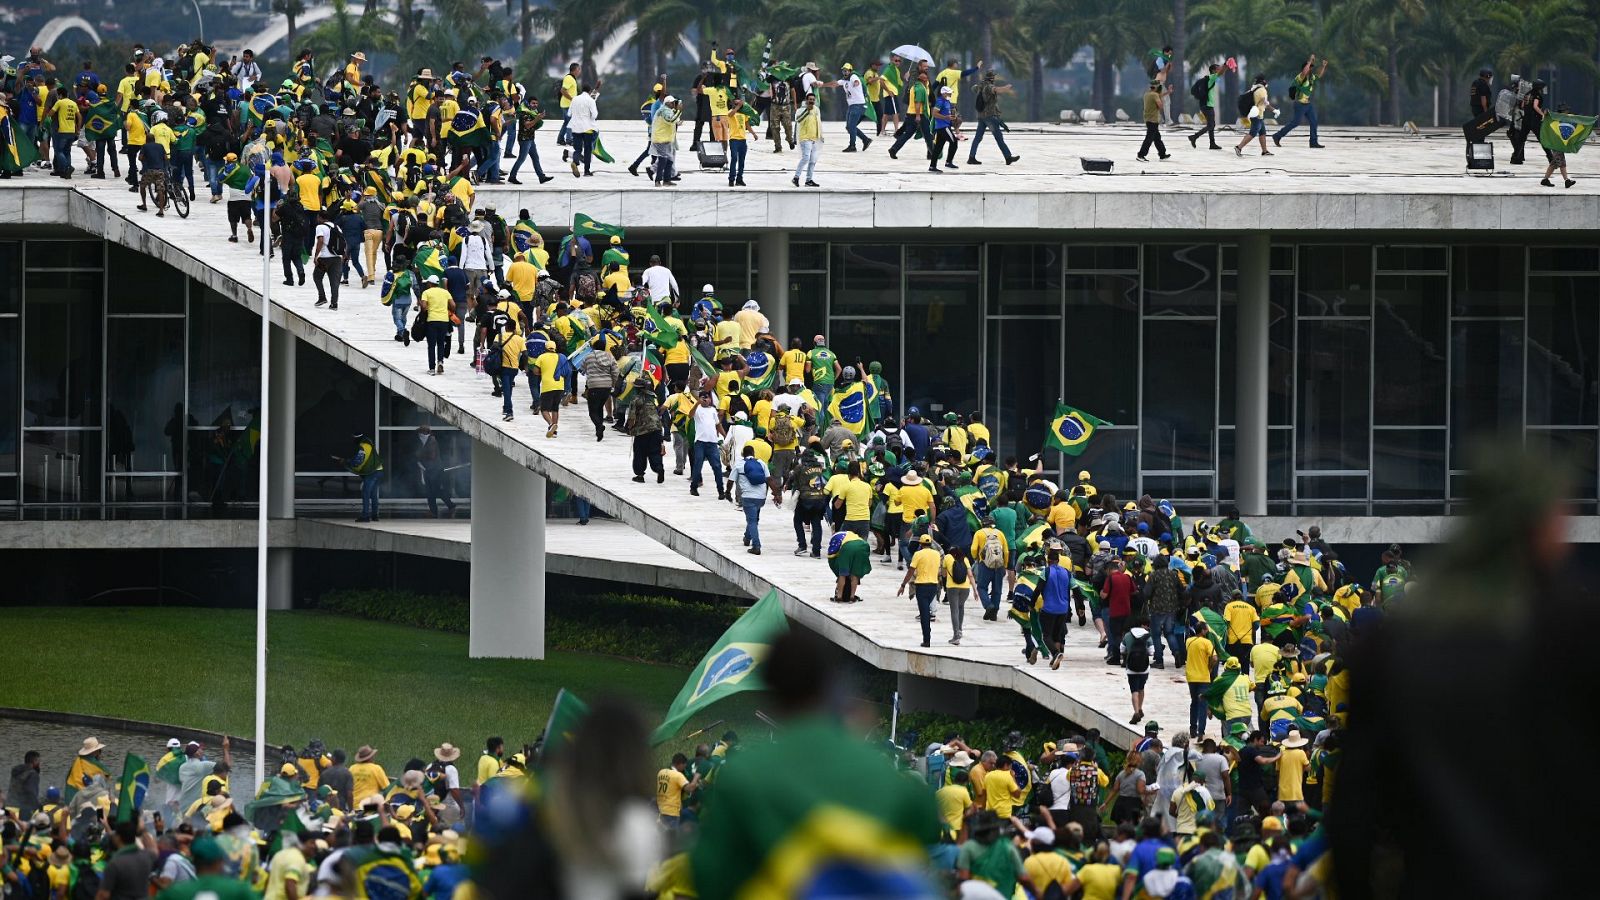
top-left (2, 233), bottom-right (1599, 517)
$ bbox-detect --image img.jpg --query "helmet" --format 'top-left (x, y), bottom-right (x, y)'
top-left (701, 283), bottom-right (715, 293)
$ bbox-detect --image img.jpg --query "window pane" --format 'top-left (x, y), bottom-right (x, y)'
top-left (1065, 274), bottom-right (1138, 424)
top-left (830, 245), bottom-right (900, 316)
top-left (1297, 475), bottom-right (1366, 501)
top-left (1450, 320), bottom-right (1523, 468)
top-left (27, 241), bottom-right (102, 270)
top-left (1142, 319), bottom-right (1215, 472)
top-left (1297, 320), bottom-right (1370, 470)
top-left (1143, 244), bottom-right (1218, 316)
top-left (107, 244), bottom-right (184, 313)
top-left (1223, 428), bottom-right (1293, 504)
top-left (903, 273), bottom-right (980, 420)
top-left (987, 319), bottom-right (1058, 460)
top-left (1527, 430), bottom-right (1598, 501)
top-left (987, 244), bottom-right (1062, 316)
top-left (1298, 245), bottom-right (1370, 316)
top-left (1067, 245), bottom-right (1138, 272)
top-left (0, 242), bottom-right (19, 313)
top-left (906, 245), bottom-right (978, 271)
top-left (1526, 276), bottom-right (1598, 426)
top-left (1141, 474), bottom-right (1212, 503)
top-left (24, 270), bottom-right (102, 427)
top-left (189, 282), bottom-right (260, 427)
top-left (786, 272), bottom-right (827, 354)
top-left (1219, 273), bottom-right (1294, 427)
top-left (1375, 245), bottom-right (1445, 272)
top-left (108, 318), bottom-right (186, 474)
top-left (184, 424), bottom-right (259, 511)
top-left (296, 342), bottom-right (375, 474)
top-left (380, 427), bottom-right (467, 501)
top-left (1451, 245), bottom-right (1524, 316)
top-left (22, 431), bottom-right (101, 504)
top-left (0, 318), bottom-right (16, 473)
top-left (1064, 429), bottom-right (1136, 503)
top-left (1528, 246), bottom-right (1599, 273)
top-left (790, 243), bottom-right (827, 271)
top-left (670, 242), bottom-right (750, 302)
top-left (1373, 275), bottom-right (1447, 425)
top-left (829, 319), bottom-right (899, 410)
top-left (1373, 429), bottom-right (1446, 500)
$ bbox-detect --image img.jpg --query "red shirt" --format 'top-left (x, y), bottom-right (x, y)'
top-left (1103, 571), bottom-right (1134, 617)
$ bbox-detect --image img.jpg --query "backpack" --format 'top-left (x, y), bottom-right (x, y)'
top-left (982, 530), bottom-right (1006, 569)
top-left (1126, 631), bottom-right (1150, 671)
top-left (1236, 89), bottom-right (1255, 118)
top-left (484, 336), bottom-right (504, 377)
top-left (574, 272), bottom-right (598, 301)
top-left (1288, 80), bottom-right (1301, 101)
top-left (742, 457), bottom-right (768, 486)
top-left (1190, 75), bottom-right (1210, 104)
top-left (1069, 762), bottom-right (1099, 805)
top-left (1034, 769), bottom-right (1055, 808)
top-left (799, 461), bottom-right (828, 500)
top-left (883, 428), bottom-right (906, 457)
top-left (925, 746), bottom-right (947, 787)
top-left (769, 409), bottom-right (797, 447)
top-left (325, 223), bottom-right (348, 257)
top-left (951, 555), bottom-right (969, 584)
top-left (974, 85), bottom-right (990, 114)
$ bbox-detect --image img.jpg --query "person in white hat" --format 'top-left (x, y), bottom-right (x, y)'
top-left (650, 95), bottom-right (682, 186)
top-left (419, 273), bottom-right (454, 375)
top-left (1277, 729), bottom-right (1311, 809)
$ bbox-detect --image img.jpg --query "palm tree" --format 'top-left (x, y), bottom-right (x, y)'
top-left (301, 0), bottom-right (398, 73)
top-left (1074, 0), bottom-right (1164, 119)
top-left (1482, 0), bottom-right (1597, 89)
top-left (273, 0), bottom-right (308, 53)
top-left (397, 0), bottom-right (509, 84)
top-left (1018, 0), bottom-right (1093, 121)
top-left (1190, 0), bottom-right (1312, 107)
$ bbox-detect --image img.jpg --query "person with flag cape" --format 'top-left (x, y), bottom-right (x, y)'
top-left (741, 346), bottom-right (778, 396)
top-left (0, 99), bottom-right (39, 176)
top-left (1044, 402), bottom-right (1112, 457)
top-left (65, 737), bottom-right (110, 801)
top-left (650, 588), bottom-right (789, 745)
top-left (1008, 549), bottom-right (1051, 664)
top-left (826, 377), bottom-right (872, 439)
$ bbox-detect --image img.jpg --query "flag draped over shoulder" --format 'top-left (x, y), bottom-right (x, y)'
top-left (1191, 607), bottom-right (1230, 661)
top-left (65, 755), bottom-right (109, 801)
top-left (1044, 403), bottom-right (1111, 456)
top-left (742, 348), bottom-right (778, 395)
top-left (155, 749), bottom-right (185, 786)
top-left (444, 109), bottom-right (492, 148)
top-left (827, 381), bottom-right (872, 438)
top-left (651, 589), bottom-right (789, 745)
top-left (1540, 112), bottom-right (1597, 154)
top-left (640, 305), bottom-right (681, 349)
top-left (114, 754), bottom-right (150, 824)
top-left (1205, 666), bottom-right (1243, 719)
top-left (0, 112), bottom-right (39, 173)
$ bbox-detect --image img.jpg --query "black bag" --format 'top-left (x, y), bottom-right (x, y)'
top-left (697, 140), bottom-right (728, 169)
top-left (325, 223), bottom-right (348, 257)
top-left (1190, 75), bottom-right (1210, 105)
top-left (484, 336), bottom-right (504, 376)
top-left (1462, 112), bottom-right (1499, 143)
top-left (411, 308), bottom-right (428, 342)
top-left (1126, 632), bottom-right (1150, 670)
top-left (1236, 90), bottom-right (1255, 118)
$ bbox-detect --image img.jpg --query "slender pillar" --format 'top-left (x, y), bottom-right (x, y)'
top-left (758, 231), bottom-right (790, 346)
top-left (1236, 234), bottom-right (1270, 517)
top-left (470, 439), bottom-right (546, 658)
top-left (265, 326), bottom-right (296, 610)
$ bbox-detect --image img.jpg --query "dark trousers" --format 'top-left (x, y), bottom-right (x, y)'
top-left (632, 432), bottom-right (665, 477)
top-left (914, 583), bottom-right (938, 645)
top-left (930, 129), bottom-right (956, 168)
top-left (426, 321), bottom-right (451, 369)
top-left (501, 369), bottom-right (517, 417)
top-left (1194, 106), bottom-right (1219, 147)
top-left (794, 498), bottom-right (826, 553)
top-left (313, 256), bottom-right (342, 306)
top-left (889, 115), bottom-right (931, 158)
top-left (422, 464), bottom-right (453, 516)
top-left (281, 242), bottom-right (305, 281)
top-left (1227, 642), bottom-right (1252, 675)
top-left (691, 94), bottom-right (712, 147)
top-left (571, 132), bottom-right (596, 174)
top-left (1189, 682), bottom-right (1211, 737)
top-left (1139, 123), bottom-right (1167, 158)
top-left (1107, 614), bottom-right (1129, 663)
top-left (586, 387), bottom-right (612, 436)
top-left (1040, 611), bottom-right (1069, 657)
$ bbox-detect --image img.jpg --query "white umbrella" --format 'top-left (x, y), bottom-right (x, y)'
top-left (890, 45), bottom-right (933, 65)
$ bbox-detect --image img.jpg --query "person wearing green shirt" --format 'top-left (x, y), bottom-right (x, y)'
top-left (806, 335), bottom-right (840, 407)
top-left (956, 812), bottom-right (1034, 898)
top-left (170, 113), bottom-right (199, 203)
top-left (156, 836), bottom-right (260, 899)
top-left (1273, 54), bottom-right (1329, 148)
top-left (1189, 63), bottom-right (1224, 150)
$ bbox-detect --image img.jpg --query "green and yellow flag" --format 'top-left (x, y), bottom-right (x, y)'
top-left (826, 381), bottom-right (872, 438)
top-left (537, 688), bottom-right (591, 765)
top-left (114, 754), bottom-right (150, 824)
top-left (444, 109), bottom-right (492, 148)
top-left (572, 212), bottom-right (625, 242)
top-left (154, 748), bottom-right (185, 786)
top-left (641, 305), bottom-right (681, 349)
top-left (0, 111), bottom-right (39, 174)
top-left (650, 589), bottom-right (789, 745)
top-left (84, 98), bottom-right (122, 142)
top-left (1044, 403), bottom-right (1111, 457)
top-left (1540, 112), bottom-right (1598, 155)
top-left (64, 754), bottom-right (109, 801)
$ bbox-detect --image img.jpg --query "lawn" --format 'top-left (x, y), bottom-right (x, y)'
top-left (0, 608), bottom-right (766, 769)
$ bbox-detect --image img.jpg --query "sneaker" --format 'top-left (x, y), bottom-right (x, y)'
top-left (1272, 135), bottom-right (1282, 147)
top-left (794, 548), bottom-right (809, 557)
top-left (657, 471), bottom-right (665, 483)
top-left (748, 547), bottom-right (761, 555)
top-left (943, 162), bottom-right (958, 169)
top-left (949, 637), bottom-right (960, 645)
top-left (632, 474), bottom-right (645, 483)
top-left (811, 551), bottom-right (821, 558)
top-left (1567, 179), bottom-right (1577, 188)
top-left (1159, 153), bottom-right (1171, 160)
top-left (842, 146), bottom-right (858, 153)
top-left (862, 137), bottom-right (872, 150)
top-left (1137, 156), bottom-right (1148, 162)
top-left (792, 177), bottom-right (799, 187)
top-left (508, 176), bottom-right (522, 185)
top-left (1310, 143), bottom-right (1327, 148)
top-left (570, 160), bottom-right (580, 177)
top-left (1051, 654), bottom-right (1062, 670)
top-left (1541, 178), bottom-right (1555, 187)
top-left (690, 486), bottom-right (700, 496)
top-left (435, 364), bottom-right (444, 375)
top-left (538, 175), bottom-right (555, 184)
top-left (920, 641), bottom-right (931, 648)
top-left (1026, 648), bottom-right (1039, 665)
top-left (315, 298), bottom-right (328, 307)
top-left (1261, 150), bottom-right (1273, 156)
top-left (967, 158), bottom-right (981, 165)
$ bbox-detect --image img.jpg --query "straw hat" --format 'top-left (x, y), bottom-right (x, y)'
top-left (417, 69), bottom-right (435, 81)
top-left (400, 770), bottom-right (425, 790)
top-left (354, 746), bottom-right (377, 763)
top-left (78, 737), bottom-right (106, 756)
top-left (351, 52), bottom-right (368, 63)
top-left (1281, 729), bottom-right (1309, 749)
top-left (434, 743), bottom-right (461, 763)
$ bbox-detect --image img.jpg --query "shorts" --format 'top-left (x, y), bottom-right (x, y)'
top-left (665, 362), bottom-right (690, 388)
top-left (141, 168), bottom-right (165, 186)
top-left (1247, 117), bottom-right (1266, 137)
top-left (539, 390), bottom-right (564, 412)
top-left (878, 96), bottom-right (900, 116)
top-left (227, 199), bottom-right (253, 225)
top-left (1127, 673), bottom-right (1149, 692)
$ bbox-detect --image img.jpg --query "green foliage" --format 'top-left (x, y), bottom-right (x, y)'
top-left (312, 588), bottom-right (744, 667)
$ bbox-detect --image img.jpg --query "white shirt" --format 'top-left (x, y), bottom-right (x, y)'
top-left (641, 265), bottom-right (679, 304)
top-left (1130, 536), bottom-right (1160, 558)
top-left (568, 92), bottom-right (600, 133)
top-left (773, 393), bottom-right (805, 416)
top-left (800, 71), bottom-right (820, 100)
top-left (443, 763), bottom-right (460, 791)
top-left (692, 404), bottom-right (721, 443)
top-left (841, 74), bottom-right (865, 105)
top-left (1219, 538), bottom-right (1242, 569)
top-left (315, 222), bottom-right (339, 259)
top-left (232, 59), bottom-right (261, 91)
top-left (723, 422), bottom-right (754, 463)
top-left (460, 231), bottom-right (491, 269)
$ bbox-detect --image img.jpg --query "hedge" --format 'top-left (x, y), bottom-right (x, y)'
top-left (312, 589), bottom-right (744, 668)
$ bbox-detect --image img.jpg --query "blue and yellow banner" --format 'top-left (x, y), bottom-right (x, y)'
top-left (650, 589), bottom-right (788, 745)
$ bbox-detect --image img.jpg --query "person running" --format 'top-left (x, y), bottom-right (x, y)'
top-left (1235, 75), bottom-right (1275, 157)
top-left (1272, 54), bottom-right (1328, 148)
top-left (1188, 63), bottom-right (1224, 150)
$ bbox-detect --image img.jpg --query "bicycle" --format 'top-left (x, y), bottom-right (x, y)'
top-left (149, 169), bottom-right (190, 219)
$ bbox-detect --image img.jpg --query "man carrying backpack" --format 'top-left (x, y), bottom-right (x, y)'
top-left (312, 209), bottom-right (346, 309)
top-left (1122, 617), bottom-right (1154, 725)
top-left (735, 445), bottom-right (769, 555)
top-left (767, 405), bottom-right (800, 504)
top-left (789, 442), bottom-right (830, 557)
top-left (1234, 74), bottom-right (1275, 158)
top-left (1272, 54), bottom-right (1328, 148)
top-left (1188, 63), bottom-right (1224, 150)
top-left (970, 515), bottom-right (1011, 621)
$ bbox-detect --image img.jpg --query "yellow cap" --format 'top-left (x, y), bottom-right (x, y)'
top-left (652, 82), bottom-right (664, 92)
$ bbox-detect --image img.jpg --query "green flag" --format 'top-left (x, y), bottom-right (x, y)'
top-left (154, 749), bottom-right (185, 786)
top-left (1540, 112), bottom-right (1597, 155)
top-left (1205, 666), bottom-right (1243, 720)
top-left (537, 688), bottom-right (591, 765)
top-left (83, 99), bottom-right (122, 142)
top-left (651, 589), bottom-right (789, 745)
top-left (572, 212), bottom-right (625, 242)
top-left (593, 136), bottom-right (615, 164)
top-left (641, 304), bottom-right (681, 349)
top-left (1, 115), bottom-right (39, 174)
top-left (1044, 403), bottom-right (1112, 456)
top-left (115, 754), bottom-right (150, 824)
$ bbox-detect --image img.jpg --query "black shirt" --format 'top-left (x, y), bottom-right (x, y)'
top-left (100, 848), bottom-right (156, 900)
top-left (1236, 746), bottom-right (1272, 792)
top-left (1470, 78), bottom-right (1493, 116)
top-left (336, 136), bottom-right (372, 165)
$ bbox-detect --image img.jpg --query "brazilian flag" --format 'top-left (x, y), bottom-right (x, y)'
top-left (537, 688), bottom-right (590, 765)
top-left (114, 754), bottom-right (150, 824)
top-left (445, 109), bottom-right (492, 149)
top-left (362, 167), bottom-right (393, 203)
top-left (640, 304), bottom-right (681, 349)
top-left (573, 212), bottom-right (625, 242)
top-left (860, 376), bottom-right (881, 427)
top-left (0, 111), bottom-right (39, 174)
top-left (826, 381), bottom-right (872, 438)
top-left (1206, 666), bottom-right (1244, 720)
top-left (601, 247), bottom-right (629, 267)
top-left (1044, 403), bottom-right (1111, 456)
top-left (651, 589), bottom-right (789, 745)
top-left (593, 136), bottom-right (615, 164)
top-left (343, 844), bottom-right (422, 900)
top-left (155, 749), bottom-right (185, 786)
top-left (413, 244), bottom-right (445, 282)
top-left (1540, 112), bottom-right (1597, 155)
top-left (221, 161), bottom-right (254, 193)
top-left (381, 270), bottom-right (414, 307)
top-left (742, 348), bottom-right (778, 395)
top-left (65, 755), bottom-right (109, 801)
top-left (84, 99), bottom-right (122, 142)
top-left (1191, 607), bottom-right (1230, 662)
top-left (616, 346), bottom-right (664, 405)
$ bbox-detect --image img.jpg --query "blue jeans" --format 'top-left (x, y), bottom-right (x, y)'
top-left (1272, 102), bottom-right (1319, 144)
top-left (172, 150), bottom-right (195, 197)
top-left (844, 104), bottom-right (868, 148)
top-left (914, 583), bottom-right (938, 645)
top-left (1149, 613), bottom-right (1182, 665)
top-left (794, 139), bottom-right (818, 181)
top-left (974, 563), bottom-right (1004, 612)
top-left (968, 116), bottom-right (1013, 161)
top-left (52, 133), bottom-right (74, 175)
top-left (727, 139), bottom-right (746, 182)
top-left (571, 132), bottom-right (596, 173)
top-left (812, 382), bottom-right (833, 411)
top-left (475, 146), bottom-right (501, 181)
top-left (1189, 683), bottom-right (1210, 739)
top-left (509, 139), bottom-right (547, 179)
top-left (201, 156), bottom-right (223, 197)
top-left (359, 473), bottom-right (382, 520)
top-left (501, 369), bottom-right (517, 418)
top-left (391, 301), bottom-right (411, 338)
top-left (558, 109), bottom-right (573, 144)
top-left (575, 496), bottom-right (591, 523)
top-left (691, 441), bottom-right (724, 495)
top-left (502, 127), bottom-right (517, 158)
top-left (742, 497), bottom-right (765, 548)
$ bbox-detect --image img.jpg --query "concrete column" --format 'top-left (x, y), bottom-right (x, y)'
top-left (1236, 234), bottom-right (1270, 517)
top-left (266, 326), bottom-right (296, 610)
top-left (896, 672), bottom-right (979, 718)
top-left (470, 439), bottom-right (545, 658)
top-left (758, 231), bottom-right (790, 347)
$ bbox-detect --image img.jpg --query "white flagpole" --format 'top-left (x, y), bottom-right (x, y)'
top-left (255, 147), bottom-right (271, 792)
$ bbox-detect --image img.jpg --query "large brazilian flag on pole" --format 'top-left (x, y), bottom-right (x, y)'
top-left (1044, 402), bottom-right (1112, 456)
top-left (651, 589), bottom-right (788, 745)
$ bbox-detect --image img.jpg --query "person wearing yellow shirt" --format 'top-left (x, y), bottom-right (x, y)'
top-left (295, 165), bottom-right (325, 212)
top-left (492, 320), bottom-right (526, 422)
top-left (1276, 731), bottom-right (1311, 806)
top-left (779, 339), bottom-right (809, 383)
top-left (347, 746), bottom-right (389, 804)
top-left (531, 347), bottom-right (567, 438)
top-left (655, 753), bottom-right (699, 828)
top-left (711, 313), bottom-right (744, 360)
top-left (557, 63), bottom-right (581, 146)
top-left (48, 95), bottom-right (80, 178)
top-left (942, 547), bottom-right (973, 645)
top-left (836, 463), bottom-right (875, 537)
top-left (970, 520), bottom-right (1010, 620)
top-left (116, 65), bottom-right (139, 111)
top-left (1047, 497), bottom-right (1077, 534)
top-left (475, 738), bottom-right (505, 799)
top-left (725, 107), bottom-right (749, 186)
top-left (934, 768), bottom-right (972, 839)
top-left (897, 533), bottom-right (943, 648)
top-left (895, 471), bottom-right (934, 521)
top-left (1223, 591), bottom-right (1259, 672)
top-left (793, 91), bottom-right (821, 187)
top-left (1248, 641), bottom-right (1281, 689)
top-left (935, 58), bottom-right (980, 105)
top-left (419, 276), bottom-right (454, 375)
top-left (505, 254), bottom-right (539, 305)
top-left (981, 758), bottom-right (1020, 818)
top-left (1021, 829), bottom-right (1077, 898)
top-left (1184, 625), bottom-right (1217, 737)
